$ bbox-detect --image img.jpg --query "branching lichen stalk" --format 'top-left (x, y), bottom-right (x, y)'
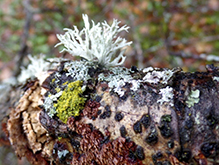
top-left (55, 14), bottom-right (132, 67)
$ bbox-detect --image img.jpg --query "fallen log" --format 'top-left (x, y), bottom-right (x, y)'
top-left (1, 59), bottom-right (219, 165)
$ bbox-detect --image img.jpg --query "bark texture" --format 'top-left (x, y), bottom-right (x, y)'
top-left (1, 61), bottom-right (219, 165)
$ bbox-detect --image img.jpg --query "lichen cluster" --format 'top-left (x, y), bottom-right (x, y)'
top-left (42, 60), bottom-right (96, 122)
top-left (54, 80), bottom-right (86, 123)
top-left (98, 66), bottom-right (135, 97)
top-left (4, 14), bottom-right (219, 165)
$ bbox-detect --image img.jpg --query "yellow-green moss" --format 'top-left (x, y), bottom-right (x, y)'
top-left (54, 80), bottom-right (86, 123)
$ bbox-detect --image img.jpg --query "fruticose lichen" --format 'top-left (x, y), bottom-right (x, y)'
top-left (54, 80), bottom-right (86, 123)
top-left (55, 14), bottom-right (132, 67)
top-left (18, 54), bottom-right (56, 84)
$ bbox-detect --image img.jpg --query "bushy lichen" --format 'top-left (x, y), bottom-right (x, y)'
top-left (55, 14), bottom-right (132, 67)
top-left (18, 54), bottom-right (55, 84)
top-left (54, 80), bottom-right (86, 123)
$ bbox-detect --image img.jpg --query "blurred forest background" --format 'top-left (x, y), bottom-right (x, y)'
top-left (1, 0), bottom-right (219, 164)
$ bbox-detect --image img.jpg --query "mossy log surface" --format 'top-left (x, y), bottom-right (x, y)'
top-left (1, 61), bottom-right (219, 165)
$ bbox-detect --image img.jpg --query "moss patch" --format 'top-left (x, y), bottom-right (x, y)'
top-left (54, 80), bottom-right (86, 123)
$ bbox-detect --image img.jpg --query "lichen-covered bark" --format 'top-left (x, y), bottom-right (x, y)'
top-left (1, 62), bottom-right (219, 165)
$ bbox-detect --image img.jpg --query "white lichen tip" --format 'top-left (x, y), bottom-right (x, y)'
top-left (55, 14), bottom-right (132, 66)
top-left (157, 86), bottom-right (174, 106)
top-left (18, 54), bottom-right (51, 84)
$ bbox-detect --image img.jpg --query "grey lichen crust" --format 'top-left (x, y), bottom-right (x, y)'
top-left (42, 56), bottom-right (180, 119)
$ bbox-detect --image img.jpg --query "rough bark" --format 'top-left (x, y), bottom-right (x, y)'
top-left (1, 61), bottom-right (219, 165)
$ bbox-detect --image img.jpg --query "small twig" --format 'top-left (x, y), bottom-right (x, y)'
top-left (168, 51), bottom-right (219, 62)
top-left (0, 42), bottom-right (13, 55)
top-left (14, 0), bottom-right (34, 77)
top-left (129, 14), bottom-right (144, 68)
top-left (167, 35), bottom-right (219, 47)
top-left (168, 51), bottom-right (199, 59)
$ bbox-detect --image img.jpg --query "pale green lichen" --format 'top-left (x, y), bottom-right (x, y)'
top-left (143, 68), bottom-right (175, 85)
top-left (44, 96), bottom-right (57, 118)
top-left (213, 76), bottom-right (219, 82)
top-left (58, 150), bottom-right (69, 158)
top-left (44, 88), bottom-right (63, 118)
top-left (63, 60), bottom-right (95, 82)
top-left (186, 89), bottom-right (200, 108)
top-left (54, 80), bottom-right (86, 123)
top-left (98, 67), bottom-right (137, 97)
top-left (98, 67), bottom-right (177, 97)
top-left (194, 111), bottom-right (201, 125)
